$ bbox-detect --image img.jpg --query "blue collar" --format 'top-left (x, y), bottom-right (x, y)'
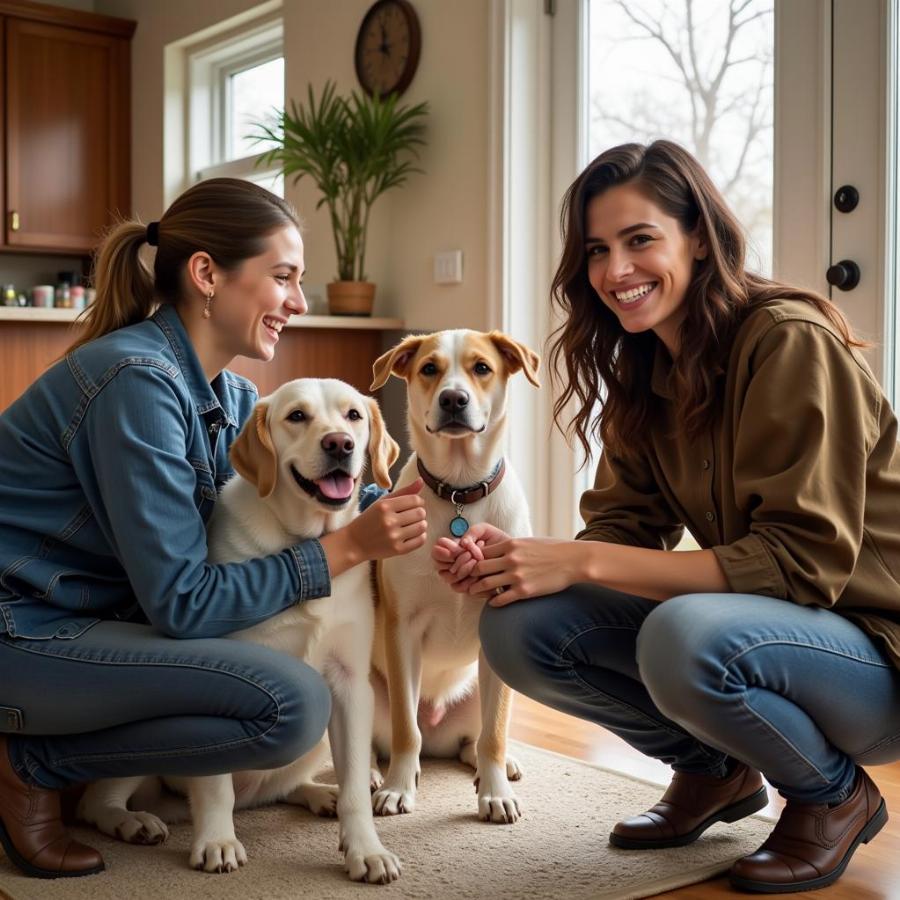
top-left (151, 304), bottom-right (239, 427)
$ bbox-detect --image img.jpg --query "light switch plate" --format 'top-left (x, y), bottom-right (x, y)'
top-left (434, 250), bottom-right (463, 285)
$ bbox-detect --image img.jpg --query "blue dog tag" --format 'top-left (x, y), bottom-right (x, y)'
top-left (449, 515), bottom-right (469, 537)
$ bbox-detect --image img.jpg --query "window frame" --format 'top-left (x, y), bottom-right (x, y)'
top-left (187, 17), bottom-right (284, 188)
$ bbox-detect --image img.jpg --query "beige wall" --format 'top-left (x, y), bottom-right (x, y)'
top-left (95, 0), bottom-right (493, 332)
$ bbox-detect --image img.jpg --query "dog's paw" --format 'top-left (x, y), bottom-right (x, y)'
top-left (475, 766), bottom-right (522, 824)
top-left (370, 766), bottom-right (384, 792)
top-left (190, 836), bottom-right (247, 874)
top-left (114, 810), bottom-right (170, 845)
top-left (285, 782), bottom-right (339, 817)
top-left (344, 843), bottom-right (402, 884)
top-left (81, 804), bottom-right (169, 845)
top-left (506, 755), bottom-right (524, 781)
top-left (460, 744), bottom-right (524, 782)
top-left (372, 785), bottom-right (416, 816)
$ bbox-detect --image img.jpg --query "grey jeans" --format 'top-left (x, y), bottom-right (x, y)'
top-left (0, 621), bottom-right (331, 790)
top-left (480, 586), bottom-right (900, 804)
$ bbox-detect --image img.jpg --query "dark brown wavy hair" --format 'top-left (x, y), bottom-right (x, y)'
top-left (548, 140), bottom-right (863, 461)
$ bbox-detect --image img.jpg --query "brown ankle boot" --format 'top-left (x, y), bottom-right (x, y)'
top-left (0, 736), bottom-right (104, 878)
top-left (609, 761), bottom-right (767, 849)
top-left (730, 767), bottom-right (887, 893)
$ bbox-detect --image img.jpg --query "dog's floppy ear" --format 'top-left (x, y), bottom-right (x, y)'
top-left (370, 335), bottom-right (426, 390)
top-left (230, 402), bottom-right (278, 498)
top-left (488, 331), bottom-right (542, 387)
top-left (366, 397), bottom-right (400, 488)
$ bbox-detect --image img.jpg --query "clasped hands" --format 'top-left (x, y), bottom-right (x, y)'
top-left (432, 524), bottom-right (579, 606)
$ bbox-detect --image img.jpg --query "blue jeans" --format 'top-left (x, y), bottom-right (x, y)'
top-left (480, 587), bottom-right (900, 804)
top-left (0, 621), bottom-right (331, 790)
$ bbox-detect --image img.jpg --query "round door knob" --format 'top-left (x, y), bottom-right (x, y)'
top-left (834, 185), bottom-right (859, 213)
top-left (826, 260), bottom-right (860, 291)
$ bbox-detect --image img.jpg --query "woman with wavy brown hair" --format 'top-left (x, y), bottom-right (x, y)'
top-left (433, 140), bottom-right (900, 893)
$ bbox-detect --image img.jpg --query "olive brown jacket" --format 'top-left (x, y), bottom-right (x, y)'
top-left (577, 299), bottom-right (900, 666)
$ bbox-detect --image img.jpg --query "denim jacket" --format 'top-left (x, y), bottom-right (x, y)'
top-left (0, 304), bottom-right (382, 641)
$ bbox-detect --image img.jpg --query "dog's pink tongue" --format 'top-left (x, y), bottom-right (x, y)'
top-left (316, 472), bottom-right (354, 500)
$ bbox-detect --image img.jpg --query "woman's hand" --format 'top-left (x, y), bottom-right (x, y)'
top-left (467, 536), bottom-right (587, 606)
top-left (321, 479), bottom-right (427, 575)
top-left (432, 523), bottom-right (508, 592)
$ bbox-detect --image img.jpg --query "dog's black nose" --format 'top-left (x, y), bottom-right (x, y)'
top-left (439, 389), bottom-right (470, 411)
top-left (321, 432), bottom-right (355, 459)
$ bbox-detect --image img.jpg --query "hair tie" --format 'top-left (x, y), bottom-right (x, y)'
top-left (146, 221), bottom-right (160, 247)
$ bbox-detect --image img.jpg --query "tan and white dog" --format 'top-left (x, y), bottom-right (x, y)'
top-left (78, 378), bottom-right (402, 884)
top-left (368, 330), bottom-right (540, 824)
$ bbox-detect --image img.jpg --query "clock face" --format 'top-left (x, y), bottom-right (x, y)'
top-left (355, 0), bottom-right (421, 98)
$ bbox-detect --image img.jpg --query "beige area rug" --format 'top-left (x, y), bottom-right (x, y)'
top-left (0, 741), bottom-right (774, 900)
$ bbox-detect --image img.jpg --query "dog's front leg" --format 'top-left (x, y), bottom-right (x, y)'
top-left (186, 774), bottom-right (247, 873)
top-left (78, 776), bottom-right (169, 845)
top-left (474, 650), bottom-right (522, 823)
top-left (329, 671), bottom-right (401, 883)
top-left (372, 610), bottom-right (423, 816)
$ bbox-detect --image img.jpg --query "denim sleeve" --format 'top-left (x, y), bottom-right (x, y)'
top-left (358, 483), bottom-right (388, 511)
top-left (70, 365), bottom-right (331, 639)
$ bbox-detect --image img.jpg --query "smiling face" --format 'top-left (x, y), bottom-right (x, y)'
top-left (269, 379), bottom-right (374, 510)
top-left (584, 181), bottom-right (706, 355)
top-left (230, 379), bottom-right (398, 516)
top-left (210, 224), bottom-right (307, 363)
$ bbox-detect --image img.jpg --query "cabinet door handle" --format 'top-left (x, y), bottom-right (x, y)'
top-left (9, 211), bottom-right (19, 232)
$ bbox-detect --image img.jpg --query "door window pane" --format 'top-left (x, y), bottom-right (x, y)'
top-left (588, 0), bottom-right (774, 273)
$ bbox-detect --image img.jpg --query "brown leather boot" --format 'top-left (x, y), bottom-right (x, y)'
top-left (609, 761), bottom-right (767, 849)
top-left (0, 736), bottom-right (104, 878)
top-left (730, 767), bottom-right (887, 893)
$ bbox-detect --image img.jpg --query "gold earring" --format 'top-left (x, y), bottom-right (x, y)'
top-left (203, 290), bottom-right (213, 319)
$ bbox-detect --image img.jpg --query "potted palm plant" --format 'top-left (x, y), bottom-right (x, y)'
top-left (254, 81), bottom-right (428, 315)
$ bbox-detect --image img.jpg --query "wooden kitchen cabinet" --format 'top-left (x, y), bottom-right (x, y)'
top-left (0, 1), bottom-right (135, 254)
top-left (0, 311), bottom-right (406, 412)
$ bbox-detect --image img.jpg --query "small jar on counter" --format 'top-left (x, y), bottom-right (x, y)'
top-left (32, 285), bottom-right (54, 308)
top-left (55, 271), bottom-right (78, 308)
top-left (2, 284), bottom-right (17, 307)
top-left (54, 281), bottom-right (71, 308)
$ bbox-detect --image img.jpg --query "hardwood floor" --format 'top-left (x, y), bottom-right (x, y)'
top-left (510, 694), bottom-right (900, 899)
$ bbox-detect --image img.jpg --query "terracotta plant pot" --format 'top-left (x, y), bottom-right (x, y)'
top-left (326, 281), bottom-right (375, 316)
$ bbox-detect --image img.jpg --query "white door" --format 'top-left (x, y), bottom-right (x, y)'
top-left (500, 0), bottom-right (897, 539)
top-left (829, 0), bottom-right (894, 397)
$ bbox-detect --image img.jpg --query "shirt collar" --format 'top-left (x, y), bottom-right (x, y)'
top-left (152, 304), bottom-right (239, 427)
top-left (650, 340), bottom-right (675, 399)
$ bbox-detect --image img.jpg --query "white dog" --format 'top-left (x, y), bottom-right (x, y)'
top-left (368, 330), bottom-right (540, 824)
top-left (78, 378), bottom-right (402, 883)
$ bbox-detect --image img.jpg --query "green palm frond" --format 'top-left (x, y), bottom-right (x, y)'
top-left (250, 81), bottom-right (429, 282)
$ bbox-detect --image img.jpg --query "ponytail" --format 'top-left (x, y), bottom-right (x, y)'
top-left (68, 221), bottom-right (155, 353)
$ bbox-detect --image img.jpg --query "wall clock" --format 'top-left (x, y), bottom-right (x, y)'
top-left (355, 0), bottom-right (421, 98)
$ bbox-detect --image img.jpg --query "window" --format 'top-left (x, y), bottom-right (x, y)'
top-left (187, 17), bottom-right (284, 194)
top-left (588, 0), bottom-right (774, 273)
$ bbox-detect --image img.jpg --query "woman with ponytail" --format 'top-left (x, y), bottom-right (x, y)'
top-left (434, 141), bottom-right (900, 893)
top-left (0, 178), bottom-right (425, 879)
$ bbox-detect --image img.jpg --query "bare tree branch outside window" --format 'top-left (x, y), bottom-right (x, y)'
top-left (589, 0), bottom-right (774, 272)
